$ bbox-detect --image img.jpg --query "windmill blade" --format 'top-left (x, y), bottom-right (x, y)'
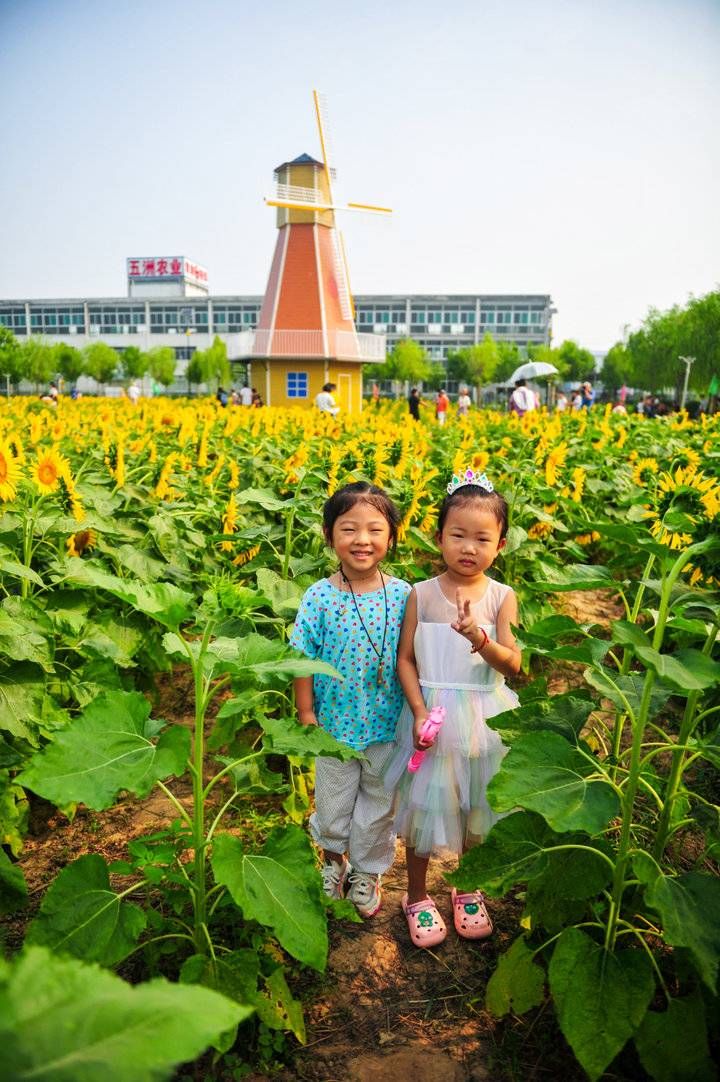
top-left (335, 229), bottom-right (355, 320)
top-left (347, 201), bottom-right (392, 215)
top-left (313, 90), bottom-right (336, 204)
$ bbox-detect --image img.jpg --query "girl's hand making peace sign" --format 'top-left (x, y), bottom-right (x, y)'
top-left (451, 590), bottom-right (477, 643)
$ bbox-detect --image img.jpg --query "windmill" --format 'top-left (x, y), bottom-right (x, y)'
top-left (248, 91), bottom-right (391, 412)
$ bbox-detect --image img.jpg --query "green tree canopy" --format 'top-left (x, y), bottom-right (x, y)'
top-left (555, 340), bottom-right (596, 382)
top-left (21, 337), bottom-right (56, 389)
top-left (600, 343), bottom-right (633, 394)
top-left (147, 346), bottom-right (177, 388)
top-left (493, 341), bottom-right (522, 383)
top-left (186, 352), bottom-right (205, 391)
top-left (383, 338), bottom-right (431, 384)
top-left (120, 346), bottom-right (148, 382)
top-left (54, 343), bottom-right (85, 385)
top-left (447, 334), bottom-right (499, 391)
top-left (84, 342), bottom-right (119, 387)
top-left (201, 336), bottom-right (231, 389)
top-left (0, 327), bottom-right (24, 386)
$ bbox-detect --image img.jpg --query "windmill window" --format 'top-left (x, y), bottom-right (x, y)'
top-left (287, 372), bottom-right (308, 398)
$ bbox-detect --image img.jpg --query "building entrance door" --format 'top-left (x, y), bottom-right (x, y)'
top-left (337, 373), bottom-right (352, 414)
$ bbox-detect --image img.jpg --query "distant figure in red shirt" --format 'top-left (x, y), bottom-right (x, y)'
top-left (436, 389), bottom-right (449, 426)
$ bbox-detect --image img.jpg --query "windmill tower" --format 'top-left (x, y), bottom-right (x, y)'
top-left (245, 91), bottom-right (391, 413)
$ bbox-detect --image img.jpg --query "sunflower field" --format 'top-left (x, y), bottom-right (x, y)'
top-left (1, 394), bottom-right (719, 1081)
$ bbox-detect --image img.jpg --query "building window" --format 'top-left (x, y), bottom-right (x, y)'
top-left (287, 371), bottom-right (308, 398)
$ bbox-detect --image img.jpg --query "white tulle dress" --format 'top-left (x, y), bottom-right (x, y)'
top-left (385, 576), bottom-right (519, 857)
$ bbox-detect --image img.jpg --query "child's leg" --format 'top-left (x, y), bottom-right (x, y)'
top-left (310, 755), bottom-right (362, 878)
top-left (406, 846), bottom-right (431, 904)
top-left (347, 741), bottom-right (396, 876)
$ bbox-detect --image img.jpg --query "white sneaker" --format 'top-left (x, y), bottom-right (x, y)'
top-left (346, 870), bottom-right (382, 917)
top-left (321, 858), bottom-right (350, 899)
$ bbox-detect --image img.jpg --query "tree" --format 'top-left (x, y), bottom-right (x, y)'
top-left (147, 346), bottom-right (177, 389)
top-left (555, 340), bottom-right (596, 382)
top-left (201, 336), bottom-right (230, 390)
top-left (54, 343), bottom-right (85, 386)
top-left (424, 362), bottom-right (447, 392)
top-left (601, 342), bottom-right (634, 394)
top-left (493, 341), bottom-right (522, 384)
top-left (385, 339), bottom-right (431, 385)
top-left (0, 327), bottom-right (23, 389)
top-left (447, 335), bottom-right (499, 398)
top-left (84, 342), bottom-right (119, 388)
top-left (120, 346), bottom-right (148, 382)
top-left (186, 352), bottom-right (205, 394)
top-left (21, 337), bottom-right (56, 391)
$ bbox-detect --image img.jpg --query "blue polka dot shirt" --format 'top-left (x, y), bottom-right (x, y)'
top-left (290, 576), bottom-right (412, 750)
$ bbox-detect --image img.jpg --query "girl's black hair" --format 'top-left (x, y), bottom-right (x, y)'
top-left (323, 481), bottom-right (400, 551)
top-left (437, 485), bottom-right (509, 539)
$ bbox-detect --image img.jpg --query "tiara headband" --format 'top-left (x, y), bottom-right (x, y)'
top-left (447, 469), bottom-right (495, 496)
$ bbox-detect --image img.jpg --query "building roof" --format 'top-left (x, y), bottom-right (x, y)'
top-left (273, 152), bottom-right (324, 174)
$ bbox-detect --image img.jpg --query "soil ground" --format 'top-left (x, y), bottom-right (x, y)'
top-left (6, 590), bottom-right (643, 1081)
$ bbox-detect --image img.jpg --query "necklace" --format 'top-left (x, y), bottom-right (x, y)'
top-left (340, 568), bottom-right (389, 686)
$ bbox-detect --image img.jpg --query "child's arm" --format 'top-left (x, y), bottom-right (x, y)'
top-left (452, 588), bottom-right (522, 678)
top-left (293, 676), bottom-right (318, 727)
top-left (396, 590), bottom-right (432, 749)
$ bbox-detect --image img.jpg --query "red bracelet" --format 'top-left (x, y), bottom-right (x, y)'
top-left (471, 626), bottom-right (489, 653)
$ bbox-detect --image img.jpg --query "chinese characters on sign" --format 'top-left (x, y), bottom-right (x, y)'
top-left (126, 257), bottom-right (208, 286)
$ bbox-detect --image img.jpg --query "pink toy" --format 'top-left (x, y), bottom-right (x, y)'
top-left (407, 705), bottom-right (446, 772)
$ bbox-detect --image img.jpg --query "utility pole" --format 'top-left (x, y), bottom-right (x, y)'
top-left (679, 355), bottom-right (695, 410)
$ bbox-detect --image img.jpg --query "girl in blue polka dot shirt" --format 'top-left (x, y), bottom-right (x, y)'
top-left (290, 482), bottom-right (411, 917)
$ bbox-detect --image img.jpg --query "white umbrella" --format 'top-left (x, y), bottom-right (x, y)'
top-left (508, 361), bottom-right (559, 382)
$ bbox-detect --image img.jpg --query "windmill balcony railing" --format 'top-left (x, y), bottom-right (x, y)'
top-left (274, 183), bottom-right (325, 205)
top-left (243, 328), bottom-right (386, 361)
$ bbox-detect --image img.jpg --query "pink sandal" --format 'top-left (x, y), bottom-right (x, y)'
top-left (402, 894), bottom-right (447, 948)
top-left (451, 887), bottom-right (493, 939)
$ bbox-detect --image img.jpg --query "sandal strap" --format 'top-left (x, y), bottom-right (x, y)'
top-left (453, 890), bottom-right (485, 905)
top-left (404, 896), bottom-right (438, 916)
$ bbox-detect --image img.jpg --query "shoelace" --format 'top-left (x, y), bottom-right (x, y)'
top-left (347, 873), bottom-right (375, 899)
top-left (322, 863), bottom-right (345, 889)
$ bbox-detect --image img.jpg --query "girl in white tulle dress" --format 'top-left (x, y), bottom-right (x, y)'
top-left (385, 471), bottom-right (521, 948)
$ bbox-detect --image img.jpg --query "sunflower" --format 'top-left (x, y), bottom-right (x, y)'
top-left (221, 494), bottom-right (238, 552)
top-left (233, 544), bottom-right (261, 567)
top-left (571, 467), bottom-right (586, 503)
top-left (544, 441), bottom-right (568, 487)
top-left (528, 521), bottom-right (553, 540)
top-left (32, 448), bottom-right (70, 495)
top-left (0, 440), bottom-right (22, 502)
top-left (644, 465), bottom-right (720, 549)
top-left (67, 529), bottom-right (97, 557)
top-left (631, 458), bottom-right (659, 487)
top-left (58, 472), bottom-right (85, 522)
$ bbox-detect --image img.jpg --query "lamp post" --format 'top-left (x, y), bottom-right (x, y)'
top-left (679, 355), bottom-right (695, 410)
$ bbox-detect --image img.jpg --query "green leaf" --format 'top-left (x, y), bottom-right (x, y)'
top-left (634, 992), bottom-right (715, 1082)
top-left (583, 667), bottom-right (670, 717)
top-left (611, 619), bottom-right (652, 650)
top-left (26, 854), bottom-right (146, 964)
top-left (486, 937), bottom-right (545, 1018)
top-left (528, 561), bottom-right (614, 592)
top-left (644, 871), bottom-right (720, 991)
top-left (212, 826), bottom-right (328, 971)
top-left (80, 613), bottom-right (144, 666)
top-left (0, 945), bottom-right (250, 1082)
top-left (0, 551), bottom-right (45, 586)
top-left (64, 559), bottom-right (194, 628)
top-left (548, 927), bottom-right (654, 1081)
top-left (235, 487), bottom-right (288, 512)
top-left (635, 646), bottom-right (720, 692)
top-left (0, 601), bottom-right (54, 671)
top-left (18, 690), bottom-right (190, 810)
top-left (0, 848), bottom-right (27, 914)
top-left (488, 732), bottom-right (620, 834)
top-left (256, 966), bottom-right (306, 1043)
top-left (447, 812), bottom-right (554, 896)
top-left (486, 692), bottom-right (593, 744)
top-left (0, 664), bottom-right (45, 742)
top-left (260, 716), bottom-right (366, 761)
top-left (255, 567), bottom-right (305, 617)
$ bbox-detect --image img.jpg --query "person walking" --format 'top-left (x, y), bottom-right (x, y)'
top-left (435, 388), bottom-right (449, 426)
top-left (408, 387), bottom-right (420, 421)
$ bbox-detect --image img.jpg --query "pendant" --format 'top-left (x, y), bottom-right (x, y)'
top-left (376, 661), bottom-right (383, 686)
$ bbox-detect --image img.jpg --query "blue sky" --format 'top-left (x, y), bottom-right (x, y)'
top-left (1, 0), bottom-right (718, 350)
